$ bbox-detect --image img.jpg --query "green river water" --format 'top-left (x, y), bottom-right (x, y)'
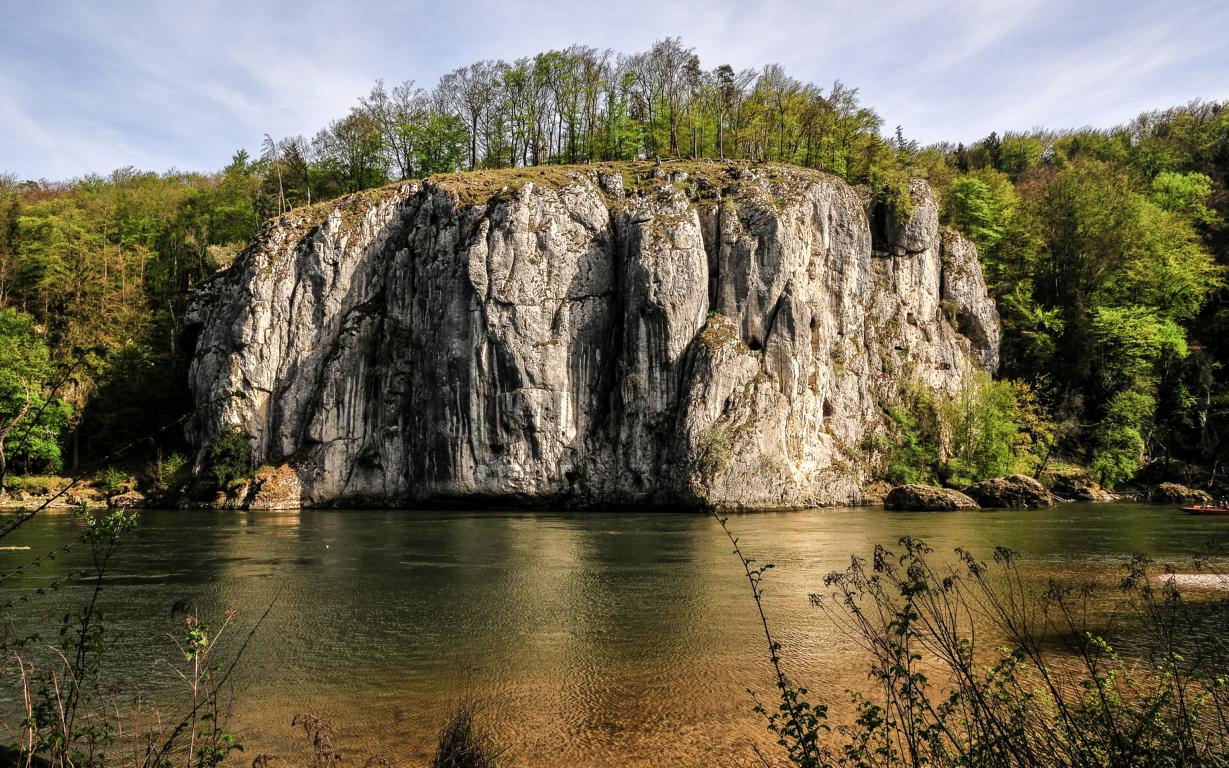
top-left (2, 503), bottom-right (1227, 766)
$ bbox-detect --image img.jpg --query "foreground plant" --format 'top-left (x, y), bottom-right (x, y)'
top-left (9, 508), bottom-right (138, 767)
top-left (431, 700), bottom-right (501, 768)
top-left (5, 507), bottom-right (268, 768)
top-left (717, 510), bottom-right (1229, 767)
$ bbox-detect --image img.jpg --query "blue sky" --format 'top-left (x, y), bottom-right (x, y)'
top-left (3, 0), bottom-right (1227, 180)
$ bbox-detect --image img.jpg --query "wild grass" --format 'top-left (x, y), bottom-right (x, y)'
top-left (430, 700), bottom-right (501, 768)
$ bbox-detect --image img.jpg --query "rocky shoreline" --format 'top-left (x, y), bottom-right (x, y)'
top-left (2, 475), bottom-right (1209, 512)
top-left (876, 477), bottom-right (1215, 511)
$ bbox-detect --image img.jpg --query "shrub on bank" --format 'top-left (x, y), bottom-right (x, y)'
top-left (152, 451), bottom-right (191, 496)
top-left (877, 375), bottom-right (1051, 490)
top-left (205, 427), bottom-right (251, 489)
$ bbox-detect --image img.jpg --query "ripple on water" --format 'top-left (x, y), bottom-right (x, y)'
top-left (1, 504), bottom-right (1226, 766)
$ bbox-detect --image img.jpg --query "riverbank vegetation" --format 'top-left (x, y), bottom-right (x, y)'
top-left (0, 38), bottom-right (1227, 499)
top-left (921, 109), bottom-right (1228, 492)
top-left (876, 374), bottom-right (1054, 489)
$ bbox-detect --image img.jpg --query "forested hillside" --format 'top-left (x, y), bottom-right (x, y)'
top-left (922, 113), bottom-right (1228, 487)
top-left (1, 37), bottom-right (1226, 495)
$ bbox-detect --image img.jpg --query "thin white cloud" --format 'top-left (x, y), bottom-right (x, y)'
top-left (936, 2), bottom-right (1227, 143)
top-left (891, 0), bottom-right (1047, 81)
top-left (1, 0), bottom-right (1226, 177)
top-left (0, 71), bottom-right (169, 180)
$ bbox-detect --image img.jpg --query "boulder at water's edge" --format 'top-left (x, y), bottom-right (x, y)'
top-left (964, 474), bottom-right (1055, 509)
top-left (884, 484), bottom-right (980, 511)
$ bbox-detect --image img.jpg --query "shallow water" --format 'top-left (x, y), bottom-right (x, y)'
top-left (2, 503), bottom-right (1228, 766)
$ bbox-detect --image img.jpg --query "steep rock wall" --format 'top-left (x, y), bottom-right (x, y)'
top-left (185, 163), bottom-right (1000, 509)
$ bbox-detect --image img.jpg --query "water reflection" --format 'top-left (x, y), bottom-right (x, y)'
top-left (1, 504), bottom-right (1226, 766)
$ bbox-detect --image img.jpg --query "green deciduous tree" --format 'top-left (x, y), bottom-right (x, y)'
top-left (942, 374), bottom-right (1031, 487)
top-left (0, 308), bottom-right (72, 493)
top-left (1090, 390), bottom-right (1154, 487)
top-left (1150, 170), bottom-right (1217, 226)
top-left (406, 113), bottom-right (468, 176)
top-left (205, 426), bottom-right (251, 489)
top-left (312, 110), bottom-right (388, 195)
top-left (1089, 306), bottom-right (1187, 395)
top-left (946, 174), bottom-right (1013, 255)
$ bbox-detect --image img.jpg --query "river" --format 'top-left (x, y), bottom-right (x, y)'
top-left (2, 503), bottom-right (1227, 766)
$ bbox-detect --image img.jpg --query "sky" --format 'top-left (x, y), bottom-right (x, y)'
top-left (2, 0), bottom-right (1227, 181)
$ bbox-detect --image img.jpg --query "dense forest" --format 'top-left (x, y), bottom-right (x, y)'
top-left (1, 37), bottom-right (1226, 495)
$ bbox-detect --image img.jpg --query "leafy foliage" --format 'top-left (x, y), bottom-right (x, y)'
top-left (877, 382), bottom-right (943, 486)
top-left (946, 173), bottom-right (1014, 255)
top-left (153, 451), bottom-right (190, 495)
top-left (1090, 390), bottom-right (1155, 487)
top-left (930, 102), bottom-right (1229, 485)
top-left (0, 308), bottom-right (72, 491)
top-left (1151, 170), bottom-right (1218, 225)
top-left (942, 375), bottom-right (1036, 487)
top-left (878, 377), bottom-right (1038, 488)
top-left (205, 427), bottom-right (251, 489)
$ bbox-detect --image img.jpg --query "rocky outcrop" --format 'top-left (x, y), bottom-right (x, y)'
top-left (939, 228), bottom-right (1000, 372)
top-left (884, 484), bottom-right (980, 511)
top-left (185, 162), bottom-right (999, 510)
top-left (246, 464), bottom-right (303, 510)
top-left (1044, 467), bottom-right (1116, 502)
top-left (107, 490), bottom-right (146, 509)
top-left (964, 474), bottom-right (1055, 509)
top-left (1152, 482), bottom-right (1211, 504)
top-left (1060, 480), bottom-right (1116, 503)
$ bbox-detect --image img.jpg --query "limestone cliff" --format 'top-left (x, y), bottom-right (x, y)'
top-left (184, 162), bottom-right (1000, 509)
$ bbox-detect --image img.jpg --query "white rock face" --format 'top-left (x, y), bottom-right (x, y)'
top-left (185, 163), bottom-right (999, 509)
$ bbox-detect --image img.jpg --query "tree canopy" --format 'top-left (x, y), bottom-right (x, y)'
top-left (925, 101), bottom-right (1229, 486)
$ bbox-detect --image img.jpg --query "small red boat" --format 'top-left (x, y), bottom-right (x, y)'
top-left (1182, 504), bottom-right (1229, 516)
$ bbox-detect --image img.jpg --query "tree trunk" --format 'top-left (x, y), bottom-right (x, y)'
top-left (470, 114), bottom-right (478, 170)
